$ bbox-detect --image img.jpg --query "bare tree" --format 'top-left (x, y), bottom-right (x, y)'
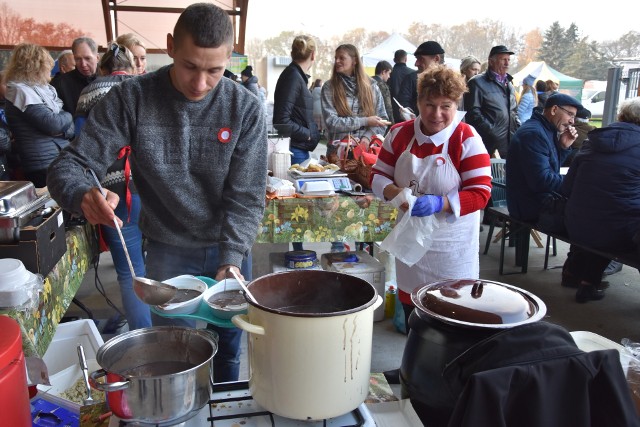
top-left (0, 1), bottom-right (85, 47)
top-left (517, 29), bottom-right (543, 67)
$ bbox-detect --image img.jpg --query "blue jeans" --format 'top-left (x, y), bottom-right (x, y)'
top-left (145, 239), bottom-right (252, 383)
top-left (100, 194), bottom-right (151, 330)
top-left (290, 146), bottom-right (310, 166)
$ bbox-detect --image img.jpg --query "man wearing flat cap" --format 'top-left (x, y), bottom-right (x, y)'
top-left (464, 45), bottom-right (520, 159)
top-left (464, 45), bottom-right (520, 225)
top-left (397, 40), bottom-right (444, 117)
top-left (506, 93), bottom-right (582, 229)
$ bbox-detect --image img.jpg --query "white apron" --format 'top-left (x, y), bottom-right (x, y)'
top-left (394, 131), bottom-right (480, 297)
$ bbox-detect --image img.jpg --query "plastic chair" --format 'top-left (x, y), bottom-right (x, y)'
top-left (489, 159), bottom-right (507, 207)
top-left (483, 159), bottom-right (508, 256)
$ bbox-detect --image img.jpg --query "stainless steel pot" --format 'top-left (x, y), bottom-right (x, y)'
top-left (89, 326), bottom-right (217, 426)
top-left (400, 279), bottom-right (546, 426)
top-left (232, 270), bottom-right (382, 421)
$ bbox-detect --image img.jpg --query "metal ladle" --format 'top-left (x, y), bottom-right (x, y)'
top-left (227, 267), bottom-right (257, 304)
top-left (87, 169), bottom-right (177, 306)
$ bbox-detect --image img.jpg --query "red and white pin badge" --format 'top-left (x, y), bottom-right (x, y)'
top-left (218, 127), bottom-right (232, 143)
top-left (435, 156), bottom-right (446, 166)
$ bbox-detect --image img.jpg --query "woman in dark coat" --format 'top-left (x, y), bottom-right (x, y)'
top-left (5, 43), bottom-right (73, 187)
top-left (273, 35), bottom-right (320, 167)
top-left (272, 35), bottom-right (320, 251)
top-left (561, 98), bottom-right (640, 302)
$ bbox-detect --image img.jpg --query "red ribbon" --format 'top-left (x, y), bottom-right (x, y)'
top-left (118, 146), bottom-right (132, 222)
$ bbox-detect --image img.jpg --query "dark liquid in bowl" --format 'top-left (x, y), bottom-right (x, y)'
top-left (165, 289), bottom-right (202, 304)
top-left (208, 290), bottom-right (245, 308)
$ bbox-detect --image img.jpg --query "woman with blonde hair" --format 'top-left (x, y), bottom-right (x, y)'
top-left (116, 33), bottom-right (147, 74)
top-left (459, 55), bottom-right (481, 82)
top-left (321, 43), bottom-right (388, 252)
top-left (5, 43), bottom-right (73, 187)
top-left (517, 74), bottom-right (538, 123)
top-left (273, 35), bottom-right (321, 251)
top-left (458, 55), bottom-right (481, 110)
top-left (273, 35), bottom-right (320, 167)
top-left (321, 43), bottom-right (388, 158)
top-left (74, 42), bottom-right (150, 330)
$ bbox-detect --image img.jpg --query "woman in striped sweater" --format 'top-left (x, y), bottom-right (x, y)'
top-left (371, 65), bottom-right (492, 331)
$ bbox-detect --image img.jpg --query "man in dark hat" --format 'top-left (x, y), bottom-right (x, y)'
top-left (397, 41), bottom-right (445, 116)
top-left (388, 49), bottom-right (413, 123)
top-left (464, 45), bottom-right (520, 225)
top-left (506, 93), bottom-right (582, 227)
top-left (563, 106), bottom-right (595, 167)
top-left (464, 45), bottom-right (520, 159)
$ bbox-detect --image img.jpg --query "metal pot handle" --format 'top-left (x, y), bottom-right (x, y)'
top-left (231, 314), bottom-right (265, 335)
top-left (89, 368), bottom-right (131, 392)
top-left (373, 295), bottom-right (383, 310)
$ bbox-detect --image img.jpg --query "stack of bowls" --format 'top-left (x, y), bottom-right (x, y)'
top-left (0, 258), bottom-right (41, 308)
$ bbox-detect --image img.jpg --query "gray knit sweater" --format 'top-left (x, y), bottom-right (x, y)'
top-left (47, 65), bottom-right (268, 268)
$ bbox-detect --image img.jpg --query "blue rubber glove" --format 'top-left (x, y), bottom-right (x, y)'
top-left (411, 195), bottom-right (444, 217)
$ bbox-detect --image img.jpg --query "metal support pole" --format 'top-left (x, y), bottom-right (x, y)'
top-left (603, 67), bottom-right (622, 126)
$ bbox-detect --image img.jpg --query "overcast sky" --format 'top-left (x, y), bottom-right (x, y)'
top-left (246, 1), bottom-right (635, 43)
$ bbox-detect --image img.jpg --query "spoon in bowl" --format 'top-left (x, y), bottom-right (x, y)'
top-left (227, 267), bottom-right (257, 304)
top-left (87, 169), bottom-right (177, 306)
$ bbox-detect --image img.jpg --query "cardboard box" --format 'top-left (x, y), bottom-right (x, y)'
top-left (37, 320), bottom-right (104, 411)
top-left (0, 207), bottom-right (66, 276)
top-left (41, 319), bottom-right (104, 376)
top-left (321, 251), bottom-right (386, 321)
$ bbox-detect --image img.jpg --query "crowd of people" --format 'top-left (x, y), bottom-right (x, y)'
top-left (1, 2), bottom-right (638, 389)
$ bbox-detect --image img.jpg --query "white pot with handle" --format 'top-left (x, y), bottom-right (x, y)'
top-left (232, 270), bottom-right (382, 420)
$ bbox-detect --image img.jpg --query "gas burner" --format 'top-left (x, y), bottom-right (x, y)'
top-left (208, 381), bottom-right (376, 426)
top-left (109, 381), bottom-right (376, 427)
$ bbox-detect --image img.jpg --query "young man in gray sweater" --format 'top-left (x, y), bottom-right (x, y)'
top-left (47, 3), bottom-right (267, 382)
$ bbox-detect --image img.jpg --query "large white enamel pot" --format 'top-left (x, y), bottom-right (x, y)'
top-left (232, 270), bottom-right (382, 420)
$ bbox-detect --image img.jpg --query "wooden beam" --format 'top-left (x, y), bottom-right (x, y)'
top-left (100, 0), bottom-right (113, 45)
top-left (236, 0), bottom-right (249, 54)
top-left (109, 5), bottom-right (241, 15)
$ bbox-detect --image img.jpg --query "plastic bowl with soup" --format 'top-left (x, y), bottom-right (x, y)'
top-left (202, 279), bottom-right (248, 319)
top-left (154, 275), bottom-right (207, 315)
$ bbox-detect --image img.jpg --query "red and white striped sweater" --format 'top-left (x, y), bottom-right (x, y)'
top-left (371, 118), bottom-right (491, 216)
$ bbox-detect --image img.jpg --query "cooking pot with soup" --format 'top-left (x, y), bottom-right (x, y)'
top-left (400, 279), bottom-right (546, 426)
top-left (89, 326), bottom-right (218, 426)
top-left (232, 270), bottom-right (382, 420)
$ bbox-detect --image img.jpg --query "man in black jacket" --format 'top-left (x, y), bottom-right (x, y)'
top-left (52, 37), bottom-right (98, 115)
top-left (388, 49), bottom-right (413, 123)
top-left (464, 45), bottom-right (520, 225)
top-left (464, 45), bottom-right (520, 159)
top-left (397, 41), bottom-right (444, 118)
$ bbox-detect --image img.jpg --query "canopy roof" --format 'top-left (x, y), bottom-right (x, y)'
top-left (512, 61), bottom-right (582, 87)
top-left (512, 61), bottom-right (583, 98)
top-left (0, 0), bottom-right (249, 53)
top-left (362, 33), bottom-right (417, 69)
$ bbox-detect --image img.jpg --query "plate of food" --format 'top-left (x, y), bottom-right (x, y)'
top-left (289, 162), bottom-right (341, 177)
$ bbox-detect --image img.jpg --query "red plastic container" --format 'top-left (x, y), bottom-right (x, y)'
top-left (0, 316), bottom-right (31, 427)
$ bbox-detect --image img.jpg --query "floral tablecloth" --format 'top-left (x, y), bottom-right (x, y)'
top-left (1, 223), bottom-right (97, 357)
top-left (257, 195), bottom-right (398, 243)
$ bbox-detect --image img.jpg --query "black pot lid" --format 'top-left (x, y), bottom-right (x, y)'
top-left (411, 279), bottom-right (547, 329)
